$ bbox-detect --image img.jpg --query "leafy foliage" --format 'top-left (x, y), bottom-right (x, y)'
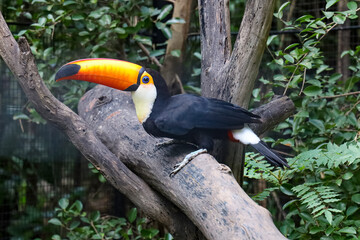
top-left (49, 198), bottom-right (172, 240)
top-left (5, 0), bottom-right (180, 111)
top-left (255, 1), bottom-right (360, 152)
top-left (245, 141), bottom-right (360, 239)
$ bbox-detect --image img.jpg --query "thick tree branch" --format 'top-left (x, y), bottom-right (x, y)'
top-left (0, 11), bottom-right (200, 240)
top-left (78, 86), bottom-right (293, 240)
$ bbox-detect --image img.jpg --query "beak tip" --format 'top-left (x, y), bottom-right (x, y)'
top-left (55, 63), bottom-right (81, 82)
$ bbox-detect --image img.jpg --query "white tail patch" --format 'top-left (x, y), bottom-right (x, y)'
top-left (231, 127), bottom-right (260, 145)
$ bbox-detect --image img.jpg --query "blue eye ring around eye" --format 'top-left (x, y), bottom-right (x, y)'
top-left (142, 76), bottom-right (150, 84)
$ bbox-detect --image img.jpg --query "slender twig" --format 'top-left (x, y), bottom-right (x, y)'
top-left (317, 91), bottom-right (360, 99)
top-left (346, 98), bottom-right (360, 116)
top-left (299, 68), bottom-right (306, 96)
top-left (124, 18), bottom-right (163, 68)
top-left (90, 221), bottom-right (104, 240)
top-left (136, 41), bottom-right (163, 68)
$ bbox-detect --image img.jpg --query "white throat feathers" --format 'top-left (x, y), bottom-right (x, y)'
top-left (131, 84), bottom-right (157, 123)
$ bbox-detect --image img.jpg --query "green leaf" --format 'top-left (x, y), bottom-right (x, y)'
top-left (339, 227), bottom-right (357, 234)
top-left (114, 27), bottom-right (125, 34)
top-left (284, 54), bottom-right (294, 63)
top-left (99, 14), bottom-right (111, 26)
top-left (280, 185), bottom-right (295, 196)
top-left (342, 172), bottom-right (353, 180)
top-left (141, 228), bottom-right (159, 238)
top-left (329, 73), bottom-right (342, 83)
top-left (89, 9), bottom-right (104, 19)
top-left (347, 1), bottom-right (357, 10)
top-left (51, 235), bottom-right (61, 240)
top-left (309, 119), bottom-right (325, 132)
top-left (194, 52), bottom-right (201, 60)
top-left (323, 11), bottom-right (334, 19)
top-left (86, 22), bottom-right (96, 31)
top-left (72, 14), bottom-right (84, 21)
top-left (69, 221), bottom-right (80, 230)
top-left (303, 86), bottom-right (322, 96)
top-left (90, 211), bottom-right (100, 222)
top-left (133, 35), bottom-right (152, 46)
top-left (72, 200), bottom-right (83, 212)
top-left (351, 194), bottom-right (360, 204)
top-left (171, 49), bottom-right (181, 57)
top-left (127, 208), bottom-right (137, 223)
top-left (166, 18), bottom-right (185, 24)
top-left (285, 43), bottom-right (299, 51)
top-left (59, 198), bottom-right (69, 210)
top-left (326, 0), bottom-right (339, 10)
top-left (164, 233), bottom-right (173, 240)
top-left (38, 17), bottom-right (47, 27)
top-left (13, 113), bottom-right (30, 120)
top-left (274, 1), bottom-right (290, 19)
top-left (346, 206), bottom-right (359, 216)
top-left (267, 35), bottom-right (277, 46)
top-left (17, 30), bottom-right (28, 36)
top-left (333, 14), bottom-right (346, 24)
top-left (79, 31), bottom-right (89, 36)
top-left (161, 27), bottom-right (172, 39)
top-left (63, 0), bottom-right (77, 6)
top-left (325, 210), bottom-right (332, 225)
top-left (157, 4), bottom-right (173, 21)
top-left (283, 199), bottom-right (298, 209)
top-left (48, 218), bottom-right (62, 226)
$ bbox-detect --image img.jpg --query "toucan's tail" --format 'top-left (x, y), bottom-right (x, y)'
top-left (250, 140), bottom-right (289, 168)
top-left (230, 127), bottom-right (289, 168)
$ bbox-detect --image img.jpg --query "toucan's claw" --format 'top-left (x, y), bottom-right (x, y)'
top-left (169, 148), bottom-right (207, 177)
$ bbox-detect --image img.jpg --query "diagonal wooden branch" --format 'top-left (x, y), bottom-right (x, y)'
top-left (78, 86), bottom-right (293, 240)
top-left (0, 11), bottom-right (200, 240)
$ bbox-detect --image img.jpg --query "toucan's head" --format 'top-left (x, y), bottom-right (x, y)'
top-left (55, 58), bottom-right (169, 123)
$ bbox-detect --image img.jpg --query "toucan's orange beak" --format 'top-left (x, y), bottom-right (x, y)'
top-left (55, 58), bottom-right (144, 91)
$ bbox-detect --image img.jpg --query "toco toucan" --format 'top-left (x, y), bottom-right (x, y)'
top-left (55, 58), bottom-right (289, 176)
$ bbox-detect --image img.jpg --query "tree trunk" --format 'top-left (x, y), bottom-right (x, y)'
top-left (199, 0), bottom-right (277, 181)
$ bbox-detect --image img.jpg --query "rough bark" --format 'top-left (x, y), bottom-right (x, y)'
top-left (78, 86), bottom-right (293, 240)
top-left (0, 12), bottom-right (200, 240)
top-left (198, 0), bottom-right (277, 181)
top-left (198, 0), bottom-right (232, 86)
top-left (160, 0), bottom-right (194, 94)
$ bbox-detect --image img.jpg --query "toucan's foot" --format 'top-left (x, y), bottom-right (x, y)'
top-left (169, 148), bottom-right (207, 177)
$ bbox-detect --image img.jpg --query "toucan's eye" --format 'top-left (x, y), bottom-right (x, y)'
top-left (142, 76), bottom-right (150, 84)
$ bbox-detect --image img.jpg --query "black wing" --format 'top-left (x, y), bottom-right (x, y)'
top-left (154, 94), bottom-right (261, 135)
